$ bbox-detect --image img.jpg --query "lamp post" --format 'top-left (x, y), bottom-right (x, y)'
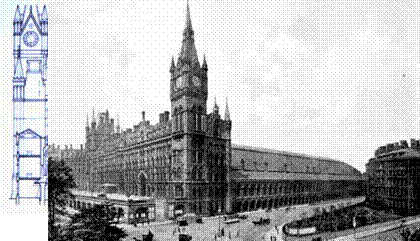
top-left (218, 207), bottom-right (221, 238)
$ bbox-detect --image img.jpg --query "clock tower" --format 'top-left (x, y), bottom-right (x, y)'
top-left (11, 5), bottom-right (48, 204)
top-left (169, 2), bottom-right (209, 214)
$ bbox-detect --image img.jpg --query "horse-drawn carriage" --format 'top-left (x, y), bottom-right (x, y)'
top-left (252, 217), bottom-right (270, 225)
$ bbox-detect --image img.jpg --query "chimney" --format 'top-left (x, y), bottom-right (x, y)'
top-left (142, 111), bottom-right (146, 122)
top-left (385, 143), bottom-right (393, 153)
top-left (70, 144), bottom-right (73, 149)
top-left (80, 144), bottom-right (83, 150)
top-left (164, 111), bottom-right (170, 122)
top-left (159, 113), bottom-right (164, 124)
top-left (110, 118), bottom-right (115, 131)
top-left (100, 115), bottom-right (104, 124)
top-left (400, 140), bottom-right (408, 149)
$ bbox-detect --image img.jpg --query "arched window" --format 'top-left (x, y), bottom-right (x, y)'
top-left (192, 105), bottom-right (197, 131)
top-left (197, 167), bottom-right (202, 180)
top-left (178, 106), bottom-right (183, 131)
top-left (173, 108), bottom-right (179, 131)
top-left (191, 167), bottom-right (197, 180)
top-left (197, 106), bottom-right (203, 131)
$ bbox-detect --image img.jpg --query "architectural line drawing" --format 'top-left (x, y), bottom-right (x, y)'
top-left (11, 4), bottom-right (48, 205)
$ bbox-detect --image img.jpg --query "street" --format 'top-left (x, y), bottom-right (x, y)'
top-left (119, 197), bottom-right (363, 241)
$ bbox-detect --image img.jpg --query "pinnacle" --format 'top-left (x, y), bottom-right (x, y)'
top-left (202, 54), bottom-right (208, 70)
top-left (14, 5), bottom-right (21, 22)
top-left (170, 56), bottom-right (176, 72)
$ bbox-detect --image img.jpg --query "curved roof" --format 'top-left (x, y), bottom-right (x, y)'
top-left (232, 144), bottom-right (361, 178)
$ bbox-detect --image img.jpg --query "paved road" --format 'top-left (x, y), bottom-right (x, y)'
top-left (120, 205), bottom-right (309, 241)
top-left (120, 197), bottom-right (363, 241)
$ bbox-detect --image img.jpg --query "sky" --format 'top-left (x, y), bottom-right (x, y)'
top-left (1, 0), bottom-right (420, 176)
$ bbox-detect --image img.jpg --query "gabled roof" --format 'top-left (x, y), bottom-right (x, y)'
top-left (21, 5), bottom-right (42, 35)
top-left (17, 128), bottom-right (42, 139)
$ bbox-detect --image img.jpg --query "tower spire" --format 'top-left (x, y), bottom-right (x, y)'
top-left (214, 95), bottom-right (219, 113)
top-left (225, 97), bottom-right (230, 121)
top-left (91, 107), bottom-right (96, 123)
top-left (202, 54), bottom-right (208, 70)
top-left (185, 0), bottom-right (192, 32)
top-left (170, 56), bottom-right (175, 72)
top-left (116, 114), bottom-right (121, 133)
top-left (178, 0), bottom-right (199, 67)
top-left (14, 5), bottom-right (21, 22)
top-left (86, 113), bottom-right (89, 127)
top-left (42, 5), bottom-right (47, 20)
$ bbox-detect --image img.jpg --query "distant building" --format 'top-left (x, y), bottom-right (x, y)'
top-left (50, 2), bottom-right (364, 223)
top-left (366, 139), bottom-right (420, 216)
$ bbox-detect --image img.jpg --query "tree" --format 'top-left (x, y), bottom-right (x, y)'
top-left (48, 157), bottom-right (76, 240)
top-left (63, 205), bottom-right (127, 241)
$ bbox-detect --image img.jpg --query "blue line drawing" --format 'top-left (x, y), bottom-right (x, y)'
top-left (11, 4), bottom-right (48, 205)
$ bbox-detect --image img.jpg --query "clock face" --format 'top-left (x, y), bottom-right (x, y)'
top-left (175, 75), bottom-right (184, 89)
top-left (192, 76), bottom-right (201, 87)
top-left (23, 31), bottom-right (39, 47)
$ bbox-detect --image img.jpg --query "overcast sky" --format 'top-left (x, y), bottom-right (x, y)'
top-left (1, 0), bottom-right (420, 173)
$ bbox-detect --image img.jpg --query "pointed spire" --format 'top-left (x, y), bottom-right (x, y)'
top-left (116, 114), bottom-right (121, 133)
top-left (86, 113), bottom-right (89, 127)
top-left (213, 95), bottom-right (219, 113)
top-left (225, 97), bottom-right (230, 121)
top-left (91, 107), bottom-right (96, 123)
top-left (178, 0), bottom-right (199, 67)
top-left (14, 5), bottom-right (21, 22)
top-left (42, 5), bottom-right (47, 21)
top-left (202, 54), bottom-right (208, 70)
top-left (170, 56), bottom-right (175, 72)
top-left (185, 0), bottom-right (192, 33)
top-left (29, 5), bottom-right (33, 15)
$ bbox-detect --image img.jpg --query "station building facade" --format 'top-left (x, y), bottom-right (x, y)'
top-left (366, 139), bottom-right (420, 216)
top-left (51, 3), bottom-right (364, 222)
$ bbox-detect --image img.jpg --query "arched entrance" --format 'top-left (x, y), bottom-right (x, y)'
top-left (250, 200), bottom-right (256, 210)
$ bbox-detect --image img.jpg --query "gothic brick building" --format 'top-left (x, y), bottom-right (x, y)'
top-left (53, 3), bottom-right (364, 221)
top-left (366, 139), bottom-right (420, 216)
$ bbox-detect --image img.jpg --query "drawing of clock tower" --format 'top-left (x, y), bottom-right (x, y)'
top-left (11, 5), bottom-right (48, 204)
